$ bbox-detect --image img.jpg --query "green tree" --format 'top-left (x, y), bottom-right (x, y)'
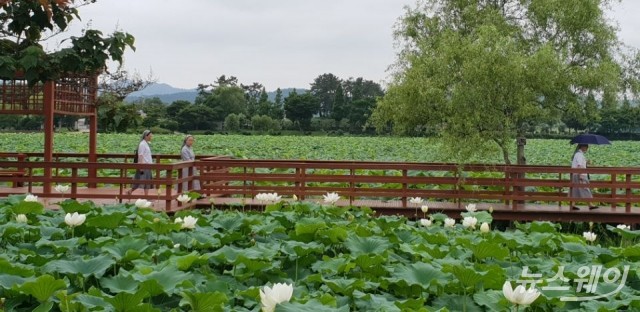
top-left (0, 0), bottom-right (135, 84)
top-left (167, 100), bottom-right (190, 117)
top-left (347, 98), bottom-right (377, 133)
top-left (274, 88), bottom-right (283, 108)
top-left (331, 83), bottom-right (347, 121)
top-left (176, 104), bottom-right (216, 132)
top-left (224, 113), bottom-right (241, 132)
top-left (137, 97), bottom-right (167, 128)
top-left (343, 77), bottom-right (383, 102)
top-left (371, 0), bottom-right (632, 164)
top-left (255, 87), bottom-right (271, 116)
top-left (201, 85), bottom-right (247, 122)
top-left (97, 94), bottom-right (140, 133)
top-left (561, 101), bottom-right (588, 132)
top-left (284, 91), bottom-right (319, 132)
top-left (310, 73), bottom-right (341, 117)
top-left (242, 82), bottom-right (264, 117)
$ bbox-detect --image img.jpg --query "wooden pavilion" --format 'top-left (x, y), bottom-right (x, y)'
top-left (0, 73), bottom-right (100, 192)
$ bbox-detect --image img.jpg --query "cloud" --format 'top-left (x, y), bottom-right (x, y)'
top-left (58, 0), bottom-right (638, 92)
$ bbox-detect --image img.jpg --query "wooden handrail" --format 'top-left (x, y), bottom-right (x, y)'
top-left (197, 159), bottom-right (640, 211)
top-left (1, 154), bottom-right (640, 215)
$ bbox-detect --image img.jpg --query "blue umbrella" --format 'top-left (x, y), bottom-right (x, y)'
top-left (569, 134), bottom-right (611, 145)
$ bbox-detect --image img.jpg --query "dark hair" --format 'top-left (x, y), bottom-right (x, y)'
top-left (572, 144), bottom-right (588, 160)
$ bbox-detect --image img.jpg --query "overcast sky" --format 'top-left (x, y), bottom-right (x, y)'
top-left (60, 0), bottom-right (640, 92)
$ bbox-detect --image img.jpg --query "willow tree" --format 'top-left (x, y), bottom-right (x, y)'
top-left (371, 0), bottom-right (633, 164)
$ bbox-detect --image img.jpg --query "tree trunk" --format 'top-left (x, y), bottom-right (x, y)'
top-left (517, 137), bottom-right (526, 165)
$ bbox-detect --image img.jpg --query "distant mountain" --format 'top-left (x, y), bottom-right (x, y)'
top-left (125, 83), bottom-right (197, 103)
top-left (125, 83), bottom-right (307, 104)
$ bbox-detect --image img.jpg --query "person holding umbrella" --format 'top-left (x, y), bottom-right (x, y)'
top-left (568, 134), bottom-right (611, 210)
top-left (570, 144), bottom-right (596, 210)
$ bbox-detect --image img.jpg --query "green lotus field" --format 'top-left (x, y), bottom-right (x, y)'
top-left (1, 194), bottom-right (639, 311)
top-left (1, 133), bottom-right (639, 166)
top-left (1, 133), bottom-right (640, 311)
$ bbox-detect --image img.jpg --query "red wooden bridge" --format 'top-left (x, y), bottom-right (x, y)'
top-left (1, 152), bottom-right (639, 224)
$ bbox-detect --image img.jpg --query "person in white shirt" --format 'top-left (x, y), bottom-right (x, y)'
top-left (128, 130), bottom-right (154, 196)
top-left (569, 144), bottom-right (596, 210)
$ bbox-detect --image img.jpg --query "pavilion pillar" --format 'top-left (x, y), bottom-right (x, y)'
top-left (43, 81), bottom-right (55, 194)
top-left (88, 114), bottom-right (98, 187)
top-left (88, 75), bottom-right (98, 188)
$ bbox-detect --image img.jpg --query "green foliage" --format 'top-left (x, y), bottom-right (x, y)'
top-left (0, 0), bottom-right (135, 84)
top-left (3, 133), bottom-right (640, 167)
top-left (0, 197), bottom-right (637, 310)
top-left (284, 91), bottom-right (320, 132)
top-left (372, 0), bottom-right (633, 164)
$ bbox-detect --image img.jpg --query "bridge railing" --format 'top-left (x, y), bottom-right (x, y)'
top-left (197, 158), bottom-right (640, 211)
top-left (0, 155), bottom-right (201, 210)
top-left (2, 154), bottom-right (640, 214)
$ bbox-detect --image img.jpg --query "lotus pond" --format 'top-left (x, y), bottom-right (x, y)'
top-left (2, 133), bottom-right (640, 166)
top-left (0, 194), bottom-right (639, 311)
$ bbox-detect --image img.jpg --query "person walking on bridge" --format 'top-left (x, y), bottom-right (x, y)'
top-left (570, 144), bottom-right (597, 210)
top-left (128, 130), bottom-right (154, 197)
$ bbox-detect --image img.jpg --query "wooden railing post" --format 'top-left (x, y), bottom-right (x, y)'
top-left (610, 173), bottom-right (616, 209)
top-left (349, 168), bottom-right (355, 205)
top-left (42, 81), bottom-right (54, 195)
top-left (165, 168), bottom-right (173, 211)
top-left (402, 169), bottom-right (407, 208)
top-left (626, 173), bottom-right (632, 212)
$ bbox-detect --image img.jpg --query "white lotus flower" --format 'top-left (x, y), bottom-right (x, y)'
top-left (419, 219), bottom-right (432, 227)
top-left (480, 222), bottom-right (490, 233)
top-left (444, 218), bottom-right (456, 228)
top-left (292, 194), bottom-right (298, 201)
top-left (323, 192), bottom-right (340, 204)
top-left (465, 203), bottom-right (477, 212)
top-left (134, 199), bottom-right (152, 208)
top-left (502, 281), bottom-right (540, 306)
top-left (173, 243), bottom-right (180, 249)
top-left (617, 224), bottom-right (631, 231)
top-left (64, 212), bottom-right (86, 227)
top-left (421, 205), bottom-right (429, 213)
top-left (255, 192), bottom-right (282, 203)
top-left (24, 194), bottom-right (38, 202)
top-left (583, 231), bottom-right (597, 242)
top-left (181, 216), bottom-right (198, 229)
top-left (174, 217), bottom-right (183, 224)
top-left (15, 214), bottom-right (27, 223)
top-left (462, 216), bottom-right (478, 229)
top-left (260, 282), bottom-right (293, 312)
top-left (55, 184), bottom-right (70, 194)
top-left (177, 194), bottom-right (190, 204)
top-left (408, 197), bottom-right (423, 205)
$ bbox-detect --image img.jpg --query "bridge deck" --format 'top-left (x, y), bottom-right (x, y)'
top-left (2, 185), bottom-right (639, 224)
top-left (207, 197), bottom-right (640, 224)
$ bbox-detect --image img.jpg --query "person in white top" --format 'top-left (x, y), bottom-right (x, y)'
top-left (569, 144), bottom-right (596, 210)
top-left (128, 130), bottom-right (154, 196)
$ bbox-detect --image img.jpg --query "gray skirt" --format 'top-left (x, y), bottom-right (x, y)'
top-left (569, 174), bottom-right (592, 198)
top-left (132, 169), bottom-right (154, 189)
